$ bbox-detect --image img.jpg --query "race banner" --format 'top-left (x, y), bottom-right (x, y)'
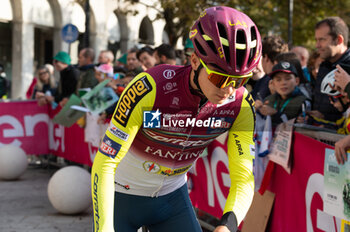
top-left (0, 101), bottom-right (96, 166)
top-left (0, 101), bottom-right (50, 154)
top-left (189, 132), bottom-right (344, 232)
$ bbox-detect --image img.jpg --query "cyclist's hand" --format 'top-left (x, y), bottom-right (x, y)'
top-left (214, 225), bottom-right (231, 232)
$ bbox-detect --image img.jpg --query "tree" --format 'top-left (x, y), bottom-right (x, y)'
top-left (123, 0), bottom-right (350, 49)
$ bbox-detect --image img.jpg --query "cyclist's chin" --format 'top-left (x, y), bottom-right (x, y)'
top-left (209, 96), bottom-right (228, 105)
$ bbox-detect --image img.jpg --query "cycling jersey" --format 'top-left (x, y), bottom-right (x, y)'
top-left (92, 64), bottom-right (256, 231)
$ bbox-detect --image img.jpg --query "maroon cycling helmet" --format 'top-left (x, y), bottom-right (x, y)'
top-left (190, 6), bottom-right (262, 76)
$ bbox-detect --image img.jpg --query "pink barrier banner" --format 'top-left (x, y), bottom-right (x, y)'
top-left (51, 123), bottom-right (95, 166)
top-left (0, 101), bottom-right (50, 154)
top-left (0, 101), bottom-right (96, 166)
top-left (267, 132), bottom-right (341, 232)
top-left (189, 132), bottom-right (344, 231)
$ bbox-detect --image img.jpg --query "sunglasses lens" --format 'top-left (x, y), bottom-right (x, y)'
top-left (208, 73), bottom-right (230, 88)
top-left (208, 74), bottom-right (250, 89)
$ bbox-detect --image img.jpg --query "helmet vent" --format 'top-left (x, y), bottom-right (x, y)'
top-left (209, 63), bottom-right (226, 73)
top-left (207, 40), bottom-right (217, 55)
top-left (247, 26), bottom-right (257, 67)
top-left (236, 30), bottom-right (247, 70)
top-left (197, 22), bottom-right (205, 35)
top-left (218, 23), bottom-right (230, 63)
top-left (194, 39), bottom-right (207, 56)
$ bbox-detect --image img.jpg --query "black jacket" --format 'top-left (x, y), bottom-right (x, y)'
top-left (251, 74), bottom-right (271, 101)
top-left (55, 65), bottom-right (80, 103)
top-left (313, 49), bottom-right (350, 122)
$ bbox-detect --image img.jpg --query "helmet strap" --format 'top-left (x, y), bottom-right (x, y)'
top-left (191, 63), bottom-right (205, 97)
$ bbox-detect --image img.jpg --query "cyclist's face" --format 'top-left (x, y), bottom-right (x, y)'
top-left (315, 24), bottom-right (339, 62)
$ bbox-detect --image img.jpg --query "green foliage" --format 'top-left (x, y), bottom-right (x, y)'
top-left (123, 0), bottom-right (350, 49)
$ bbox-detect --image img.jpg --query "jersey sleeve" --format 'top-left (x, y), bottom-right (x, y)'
top-left (224, 89), bottom-right (255, 224)
top-left (91, 73), bottom-right (156, 231)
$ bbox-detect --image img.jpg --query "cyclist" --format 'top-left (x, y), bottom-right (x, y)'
top-left (92, 6), bottom-right (261, 232)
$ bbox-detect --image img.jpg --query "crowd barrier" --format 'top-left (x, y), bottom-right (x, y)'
top-left (0, 100), bottom-right (345, 231)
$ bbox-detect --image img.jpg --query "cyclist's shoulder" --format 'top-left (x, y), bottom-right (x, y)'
top-left (145, 64), bottom-right (191, 82)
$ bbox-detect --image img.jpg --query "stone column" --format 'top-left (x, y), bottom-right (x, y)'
top-left (11, 21), bottom-right (34, 99)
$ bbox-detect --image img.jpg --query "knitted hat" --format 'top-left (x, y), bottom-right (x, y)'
top-left (53, 51), bottom-right (71, 65)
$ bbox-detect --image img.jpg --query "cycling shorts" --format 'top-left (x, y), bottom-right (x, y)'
top-left (113, 184), bottom-right (202, 232)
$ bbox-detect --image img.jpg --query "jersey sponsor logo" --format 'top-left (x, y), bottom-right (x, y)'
top-left (108, 125), bottom-right (129, 141)
top-left (163, 69), bottom-right (176, 79)
top-left (99, 135), bottom-right (121, 158)
top-left (143, 130), bottom-right (212, 147)
top-left (163, 82), bottom-right (178, 94)
top-left (143, 161), bottom-right (192, 176)
top-left (143, 109), bottom-right (161, 128)
top-left (213, 109), bottom-right (235, 116)
top-left (114, 76), bottom-right (152, 127)
top-left (115, 181), bottom-right (130, 190)
top-left (92, 173), bottom-right (99, 231)
top-left (233, 133), bottom-right (244, 155)
top-left (144, 146), bottom-right (203, 161)
top-left (207, 117), bottom-right (234, 134)
top-left (143, 161), bottom-right (161, 173)
top-left (172, 97), bottom-right (179, 106)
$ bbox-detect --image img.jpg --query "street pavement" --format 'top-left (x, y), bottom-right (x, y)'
top-left (0, 163), bottom-right (93, 232)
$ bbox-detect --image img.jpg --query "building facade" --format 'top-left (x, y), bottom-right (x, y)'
top-left (0, 0), bottom-right (167, 99)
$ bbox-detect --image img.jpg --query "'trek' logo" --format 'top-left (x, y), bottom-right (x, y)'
top-left (114, 76), bottom-right (152, 127)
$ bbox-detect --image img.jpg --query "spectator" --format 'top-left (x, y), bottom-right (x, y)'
top-left (32, 65), bottom-right (57, 100)
top-left (256, 62), bottom-right (309, 126)
top-left (274, 52), bottom-right (312, 100)
top-left (251, 35), bottom-right (289, 101)
top-left (0, 64), bottom-right (8, 99)
top-left (308, 50), bottom-right (324, 85)
top-left (291, 46), bottom-right (311, 82)
top-left (183, 38), bottom-right (195, 65)
top-left (77, 48), bottom-right (99, 90)
top-left (114, 53), bottom-right (128, 74)
top-left (39, 51), bottom-right (79, 107)
top-left (246, 58), bottom-right (265, 93)
top-left (136, 46), bottom-right (156, 70)
top-left (154, 44), bottom-right (177, 65)
top-left (311, 16), bottom-right (350, 122)
top-left (126, 48), bottom-right (144, 75)
top-left (98, 50), bottom-right (115, 67)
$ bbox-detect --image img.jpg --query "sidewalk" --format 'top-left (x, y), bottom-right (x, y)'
top-left (0, 164), bottom-right (93, 232)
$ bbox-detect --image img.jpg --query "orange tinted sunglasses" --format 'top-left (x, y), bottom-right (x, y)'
top-left (200, 59), bottom-right (252, 89)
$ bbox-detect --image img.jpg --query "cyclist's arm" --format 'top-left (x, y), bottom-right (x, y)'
top-left (91, 74), bottom-right (156, 231)
top-left (222, 90), bottom-right (255, 228)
